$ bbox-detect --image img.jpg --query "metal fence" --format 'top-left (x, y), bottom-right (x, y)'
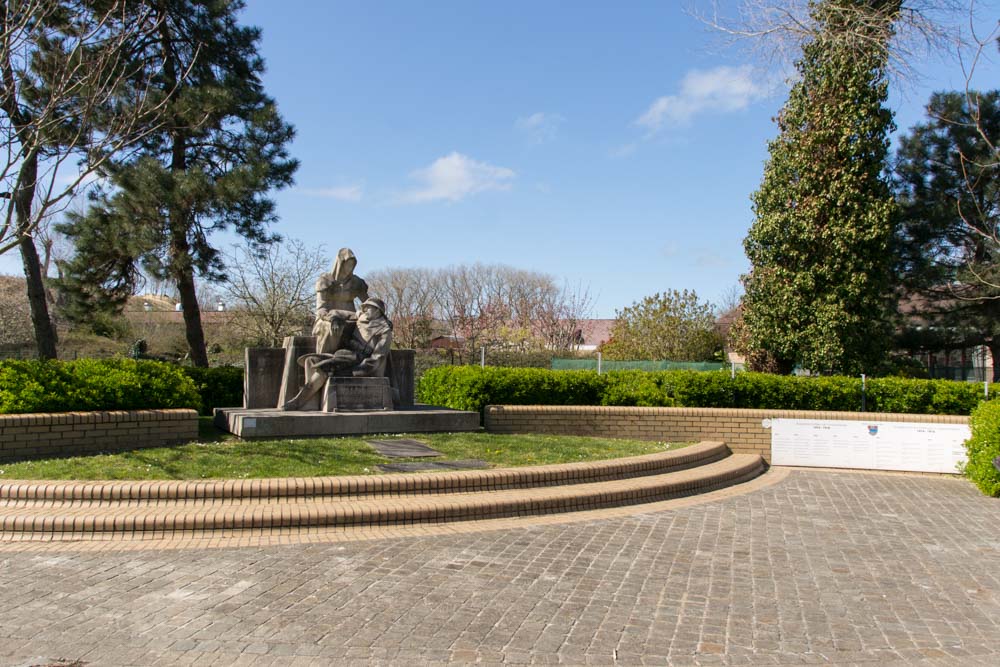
top-left (927, 366), bottom-right (993, 382)
top-left (551, 359), bottom-right (726, 372)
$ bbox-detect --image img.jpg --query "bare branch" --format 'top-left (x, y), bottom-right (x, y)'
top-left (0, 0), bottom-right (179, 255)
top-left (690, 0), bottom-right (968, 85)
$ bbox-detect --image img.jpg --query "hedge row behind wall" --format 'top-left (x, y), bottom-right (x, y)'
top-left (0, 359), bottom-right (245, 415)
top-left (0, 359), bottom-right (202, 414)
top-left (417, 366), bottom-right (995, 416)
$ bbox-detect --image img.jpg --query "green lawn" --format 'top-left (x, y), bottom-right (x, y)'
top-left (0, 420), bottom-right (691, 480)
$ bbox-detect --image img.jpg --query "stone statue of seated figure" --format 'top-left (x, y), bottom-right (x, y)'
top-left (281, 297), bottom-right (393, 411)
top-left (313, 247), bottom-right (369, 354)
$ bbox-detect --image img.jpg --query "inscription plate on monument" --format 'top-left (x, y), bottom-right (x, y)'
top-left (322, 377), bottom-right (393, 412)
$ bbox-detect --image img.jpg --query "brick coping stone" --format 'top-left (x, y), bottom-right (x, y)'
top-left (0, 408), bottom-right (196, 425)
top-left (0, 452), bottom-right (765, 536)
top-left (0, 440), bottom-right (729, 501)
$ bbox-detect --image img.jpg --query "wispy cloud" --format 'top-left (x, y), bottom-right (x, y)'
top-left (609, 142), bottom-right (637, 159)
top-left (297, 184), bottom-right (364, 202)
top-left (401, 152), bottom-right (515, 203)
top-left (694, 250), bottom-right (734, 269)
top-left (636, 65), bottom-right (766, 132)
top-left (516, 112), bottom-right (565, 143)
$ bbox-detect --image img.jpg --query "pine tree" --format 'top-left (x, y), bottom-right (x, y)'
top-left (58, 0), bottom-right (297, 366)
top-left (893, 91), bottom-right (1000, 380)
top-left (741, 0), bottom-right (899, 375)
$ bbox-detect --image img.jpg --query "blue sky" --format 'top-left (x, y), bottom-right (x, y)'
top-left (3, 1), bottom-right (998, 317)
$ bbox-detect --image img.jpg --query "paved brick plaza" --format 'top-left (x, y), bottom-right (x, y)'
top-left (1, 469), bottom-right (998, 666)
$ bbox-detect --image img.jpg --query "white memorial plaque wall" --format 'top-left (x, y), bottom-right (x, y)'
top-left (770, 419), bottom-right (970, 474)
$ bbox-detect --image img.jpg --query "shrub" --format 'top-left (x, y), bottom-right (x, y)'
top-left (180, 366), bottom-right (244, 415)
top-left (416, 365), bottom-right (994, 416)
top-left (963, 400), bottom-right (1000, 497)
top-left (417, 366), bottom-right (603, 413)
top-left (0, 359), bottom-right (201, 414)
top-left (600, 371), bottom-right (673, 407)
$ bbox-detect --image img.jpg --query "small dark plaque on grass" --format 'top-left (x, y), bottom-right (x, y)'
top-left (367, 439), bottom-right (443, 458)
top-left (377, 460), bottom-right (489, 473)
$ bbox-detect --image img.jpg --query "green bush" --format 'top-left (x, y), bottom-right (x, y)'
top-left (0, 359), bottom-right (201, 414)
top-left (600, 371), bottom-right (673, 407)
top-left (963, 400), bottom-right (1000, 497)
top-left (417, 366), bottom-right (603, 413)
top-left (180, 366), bottom-right (244, 415)
top-left (416, 365), bottom-right (994, 416)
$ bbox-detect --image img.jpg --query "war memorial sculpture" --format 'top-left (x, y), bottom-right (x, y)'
top-left (214, 248), bottom-right (478, 437)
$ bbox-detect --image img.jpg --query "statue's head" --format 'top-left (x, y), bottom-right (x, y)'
top-left (360, 297), bottom-right (386, 318)
top-left (331, 248), bottom-right (357, 281)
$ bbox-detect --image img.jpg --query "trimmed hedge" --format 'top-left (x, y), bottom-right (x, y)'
top-left (180, 366), bottom-right (244, 415)
top-left (0, 359), bottom-right (202, 414)
top-left (417, 366), bottom-right (995, 416)
top-left (964, 400), bottom-right (1000, 497)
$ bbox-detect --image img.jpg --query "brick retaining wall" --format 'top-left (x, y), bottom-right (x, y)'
top-left (0, 409), bottom-right (199, 462)
top-left (484, 405), bottom-right (970, 463)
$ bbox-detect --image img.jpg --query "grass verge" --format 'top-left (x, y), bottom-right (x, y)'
top-left (0, 419), bottom-right (692, 480)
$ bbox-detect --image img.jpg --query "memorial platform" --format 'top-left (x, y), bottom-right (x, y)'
top-left (214, 404), bottom-right (480, 438)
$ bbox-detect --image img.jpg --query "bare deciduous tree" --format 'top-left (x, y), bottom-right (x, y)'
top-left (956, 9), bottom-right (1000, 293)
top-left (1, 0), bottom-right (179, 358)
top-left (365, 263), bottom-right (592, 361)
top-left (221, 239), bottom-right (327, 347)
top-left (692, 0), bottom-right (966, 83)
top-left (365, 266), bottom-right (440, 349)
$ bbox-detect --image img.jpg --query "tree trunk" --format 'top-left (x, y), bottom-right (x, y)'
top-left (164, 78), bottom-right (208, 366)
top-left (989, 340), bottom-right (999, 384)
top-left (14, 152), bottom-right (58, 360)
top-left (170, 230), bottom-right (209, 367)
top-left (176, 265), bottom-right (209, 367)
top-left (19, 235), bottom-right (58, 360)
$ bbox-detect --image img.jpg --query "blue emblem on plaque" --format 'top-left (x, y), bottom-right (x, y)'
top-left (868, 425), bottom-right (878, 436)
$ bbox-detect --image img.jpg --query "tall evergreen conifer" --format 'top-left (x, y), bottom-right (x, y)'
top-left (58, 0), bottom-right (297, 366)
top-left (741, 0), bottom-right (899, 374)
top-left (893, 91), bottom-right (1000, 381)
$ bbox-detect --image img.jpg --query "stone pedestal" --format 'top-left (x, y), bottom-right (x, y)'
top-left (276, 336), bottom-right (319, 410)
top-left (389, 349), bottom-right (415, 407)
top-left (322, 377), bottom-right (393, 412)
top-left (214, 405), bottom-right (480, 438)
top-left (244, 348), bottom-right (286, 408)
top-left (247, 340), bottom-right (416, 410)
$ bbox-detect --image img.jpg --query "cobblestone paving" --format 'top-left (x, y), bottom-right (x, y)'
top-left (1, 470), bottom-right (998, 666)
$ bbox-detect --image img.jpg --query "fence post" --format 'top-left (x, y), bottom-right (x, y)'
top-left (861, 374), bottom-right (866, 412)
top-left (597, 352), bottom-right (602, 375)
top-left (480, 346), bottom-right (485, 368)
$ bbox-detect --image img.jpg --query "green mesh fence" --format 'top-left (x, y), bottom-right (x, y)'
top-left (551, 359), bottom-right (726, 372)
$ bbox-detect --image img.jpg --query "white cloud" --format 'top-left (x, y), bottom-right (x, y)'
top-left (298, 184), bottom-right (364, 202)
top-left (516, 112), bottom-right (565, 143)
top-left (636, 65), bottom-right (767, 132)
top-left (401, 152), bottom-right (515, 203)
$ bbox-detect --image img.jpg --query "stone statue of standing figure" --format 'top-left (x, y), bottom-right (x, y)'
top-left (280, 248), bottom-right (393, 411)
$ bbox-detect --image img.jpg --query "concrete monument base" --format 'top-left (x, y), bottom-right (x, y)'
top-left (322, 377), bottom-right (393, 412)
top-left (214, 404), bottom-right (480, 439)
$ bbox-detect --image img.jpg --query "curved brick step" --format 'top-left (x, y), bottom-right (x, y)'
top-left (0, 441), bottom-right (729, 503)
top-left (0, 454), bottom-right (764, 536)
